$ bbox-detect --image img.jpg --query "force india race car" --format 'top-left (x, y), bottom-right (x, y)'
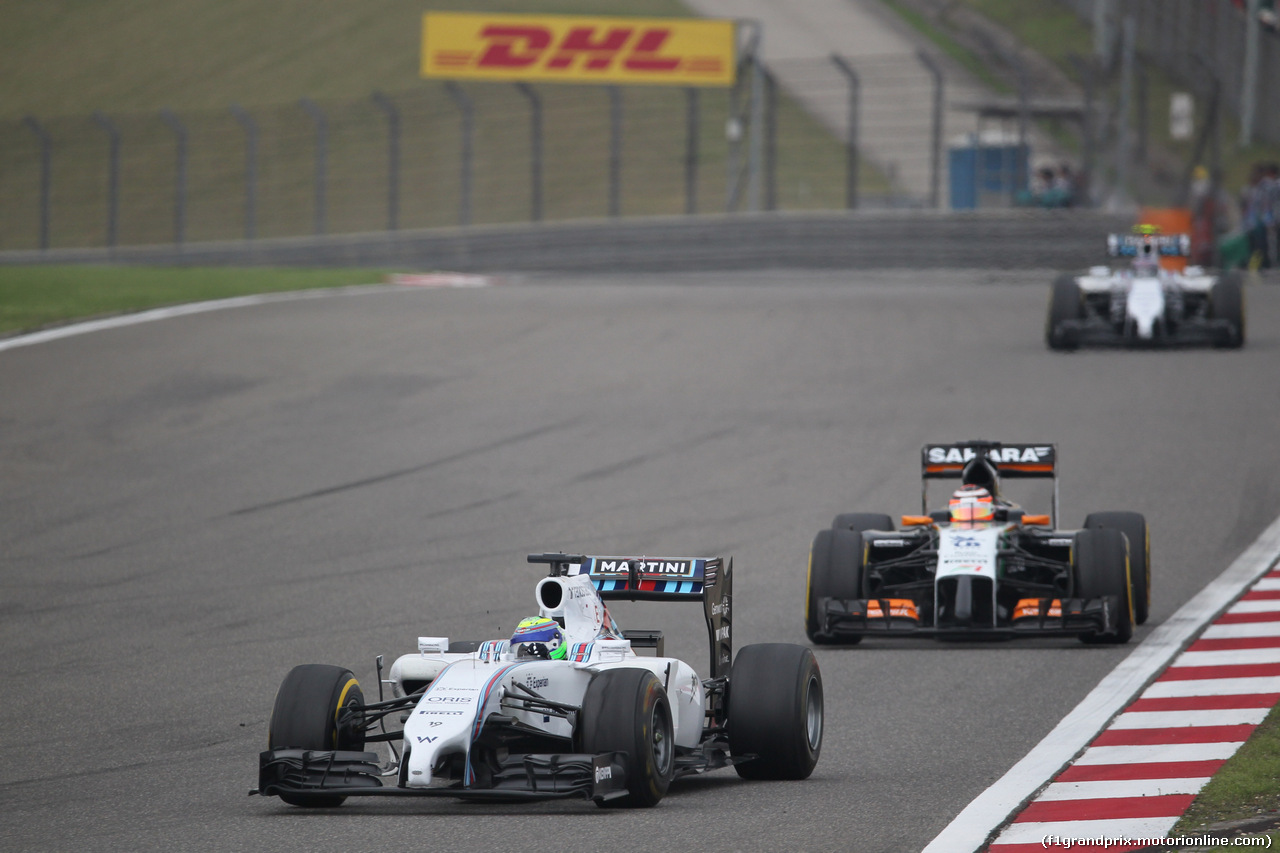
top-left (805, 440), bottom-right (1150, 645)
top-left (254, 553), bottom-right (822, 808)
top-left (1045, 228), bottom-right (1244, 349)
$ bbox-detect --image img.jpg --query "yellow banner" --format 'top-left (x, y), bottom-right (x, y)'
top-left (422, 12), bottom-right (736, 87)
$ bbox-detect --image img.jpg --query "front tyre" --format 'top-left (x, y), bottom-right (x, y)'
top-left (578, 668), bottom-right (674, 808)
top-left (1046, 274), bottom-right (1083, 350)
top-left (805, 527), bottom-right (865, 645)
top-left (1084, 511), bottom-right (1150, 625)
top-left (729, 643), bottom-right (824, 780)
top-left (1210, 272), bottom-right (1245, 348)
top-left (267, 664), bottom-right (366, 807)
top-left (1075, 528), bottom-right (1134, 645)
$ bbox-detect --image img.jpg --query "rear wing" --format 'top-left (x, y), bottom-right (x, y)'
top-left (527, 553), bottom-right (733, 681)
top-left (921, 441), bottom-right (1058, 523)
top-left (1107, 233), bottom-right (1190, 258)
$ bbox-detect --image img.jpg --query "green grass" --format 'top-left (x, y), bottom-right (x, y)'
top-left (0, 0), bottom-right (700, 118)
top-left (1172, 702), bottom-right (1280, 847)
top-left (0, 0), bottom-right (871, 251)
top-left (0, 266), bottom-right (386, 336)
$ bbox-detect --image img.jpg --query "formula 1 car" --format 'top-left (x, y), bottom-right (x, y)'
top-left (1046, 228), bottom-right (1244, 349)
top-left (805, 440), bottom-right (1150, 645)
top-left (255, 553), bottom-right (822, 808)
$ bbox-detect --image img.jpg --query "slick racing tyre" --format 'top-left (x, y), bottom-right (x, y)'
top-left (805, 527), bottom-right (865, 645)
top-left (1046, 274), bottom-right (1084, 350)
top-left (831, 513), bottom-right (894, 533)
top-left (1210, 272), bottom-right (1245, 349)
top-left (578, 668), bottom-right (674, 808)
top-left (1084, 511), bottom-right (1150, 625)
top-left (1074, 528), bottom-right (1134, 645)
top-left (268, 664), bottom-right (366, 807)
top-left (729, 643), bottom-right (824, 780)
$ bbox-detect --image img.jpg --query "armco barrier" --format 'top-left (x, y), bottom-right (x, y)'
top-left (0, 210), bottom-right (1133, 272)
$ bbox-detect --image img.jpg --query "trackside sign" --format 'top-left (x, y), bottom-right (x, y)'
top-left (421, 12), bottom-right (736, 87)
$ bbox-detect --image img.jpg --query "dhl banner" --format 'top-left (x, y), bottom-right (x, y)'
top-left (421, 12), bottom-right (736, 87)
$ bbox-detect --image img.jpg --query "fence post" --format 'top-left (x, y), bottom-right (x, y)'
top-left (371, 92), bottom-right (400, 232)
top-left (830, 54), bottom-right (860, 210)
top-left (763, 68), bottom-right (777, 212)
top-left (230, 104), bottom-right (258, 241)
top-left (298, 98), bottom-right (327, 236)
top-left (916, 50), bottom-right (944, 210)
top-left (23, 116), bottom-right (51, 250)
top-left (515, 83), bottom-right (543, 222)
top-left (1241, 0), bottom-right (1260, 146)
top-left (444, 83), bottom-right (473, 226)
top-left (684, 88), bottom-right (699, 215)
top-left (159, 108), bottom-right (187, 246)
top-left (608, 86), bottom-right (622, 217)
top-left (91, 111), bottom-right (120, 250)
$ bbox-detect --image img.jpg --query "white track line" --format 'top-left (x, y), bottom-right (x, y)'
top-left (0, 284), bottom-right (402, 353)
top-left (921, 510), bottom-right (1280, 853)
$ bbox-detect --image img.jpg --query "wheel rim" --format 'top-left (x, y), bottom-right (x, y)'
top-left (650, 700), bottom-right (674, 775)
top-left (804, 674), bottom-right (823, 752)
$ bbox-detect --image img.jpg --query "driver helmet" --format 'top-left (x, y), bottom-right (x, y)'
top-left (949, 485), bottom-right (995, 522)
top-left (510, 616), bottom-right (566, 660)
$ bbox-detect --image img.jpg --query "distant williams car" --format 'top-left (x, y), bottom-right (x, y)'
top-left (1046, 228), bottom-right (1244, 349)
top-left (805, 440), bottom-right (1149, 645)
top-left (255, 552), bottom-right (822, 809)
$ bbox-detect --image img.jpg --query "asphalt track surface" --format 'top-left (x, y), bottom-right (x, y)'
top-left (2, 270), bottom-right (1278, 853)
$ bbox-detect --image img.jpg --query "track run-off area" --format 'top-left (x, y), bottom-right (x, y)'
top-left (2, 269), bottom-right (1279, 853)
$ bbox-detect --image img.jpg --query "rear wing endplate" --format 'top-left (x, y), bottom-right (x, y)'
top-left (527, 553), bottom-right (733, 681)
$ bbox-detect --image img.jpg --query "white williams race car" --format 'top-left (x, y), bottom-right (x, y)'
top-left (805, 441), bottom-right (1150, 645)
top-left (1046, 228), bottom-right (1244, 349)
top-left (255, 553), bottom-right (823, 808)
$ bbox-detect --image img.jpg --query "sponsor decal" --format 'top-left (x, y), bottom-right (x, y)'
top-left (424, 695), bottom-right (473, 703)
top-left (715, 625), bottom-right (730, 640)
top-left (951, 536), bottom-right (982, 549)
top-left (524, 676), bottom-right (549, 690)
top-left (926, 446), bottom-right (1053, 465)
top-left (595, 765), bottom-right (613, 782)
top-left (418, 710), bottom-right (466, 715)
top-left (416, 735), bottom-right (439, 744)
top-left (422, 12), bottom-right (735, 87)
top-left (1048, 538), bottom-right (1074, 547)
top-left (871, 539), bottom-right (908, 547)
top-left (595, 558), bottom-right (696, 577)
top-left (569, 584), bottom-right (594, 599)
top-left (712, 599), bottom-right (730, 618)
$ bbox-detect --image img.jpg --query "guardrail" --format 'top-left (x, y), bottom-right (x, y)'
top-left (0, 210), bottom-right (1133, 272)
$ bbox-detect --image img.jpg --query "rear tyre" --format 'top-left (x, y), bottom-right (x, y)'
top-left (1210, 272), bottom-right (1245, 348)
top-left (1046, 274), bottom-right (1084, 350)
top-left (729, 643), bottom-right (824, 780)
top-left (1084, 511), bottom-right (1150, 625)
top-left (578, 668), bottom-right (674, 808)
top-left (268, 664), bottom-right (366, 807)
top-left (831, 512), bottom-right (894, 533)
top-left (1074, 528), bottom-right (1134, 645)
top-left (805, 527), bottom-right (865, 645)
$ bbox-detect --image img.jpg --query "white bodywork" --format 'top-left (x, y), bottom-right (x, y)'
top-left (1075, 265), bottom-right (1216, 341)
top-left (387, 572), bottom-right (705, 789)
top-left (935, 524), bottom-right (1005, 580)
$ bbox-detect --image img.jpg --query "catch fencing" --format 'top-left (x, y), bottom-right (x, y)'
top-left (1059, 0), bottom-right (1280, 145)
top-left (0, 55), bottom-right (955, 254)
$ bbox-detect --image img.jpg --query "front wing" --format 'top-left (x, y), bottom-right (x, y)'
top-left (254, 748), bottom-right (629, 803)
top-left (1054, 315), bottom-right (1238, 347)
top-left (816, 594), bottom-right (1126, 639)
